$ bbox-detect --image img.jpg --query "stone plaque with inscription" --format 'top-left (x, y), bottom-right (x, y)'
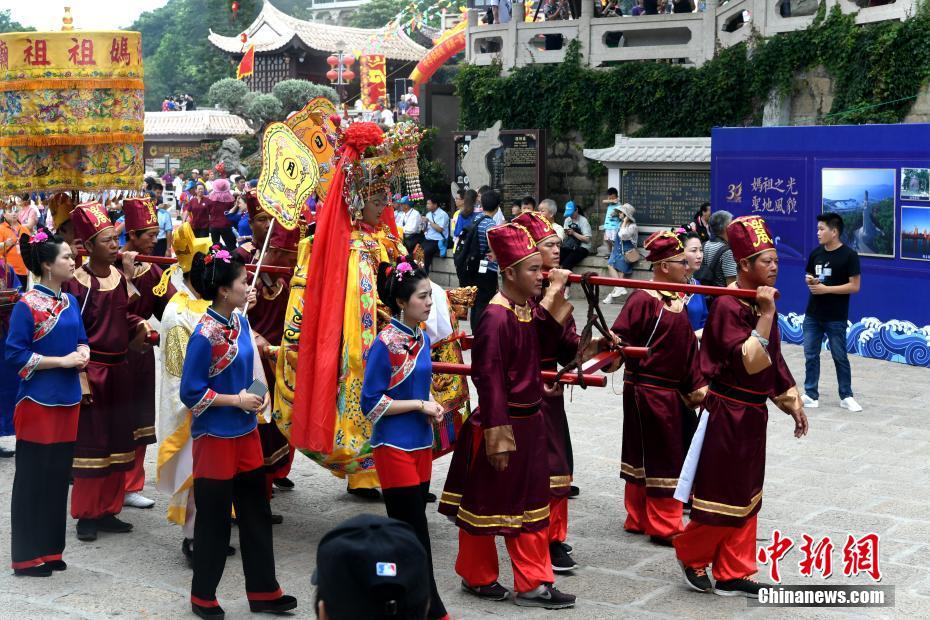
top-left (620, 169), bottom-right (710, 227)
top-left (453, 129), bottom-right (546, 206)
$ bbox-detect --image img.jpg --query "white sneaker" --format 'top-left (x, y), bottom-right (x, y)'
top-left (613, 287), bottom-right (627, 297)
top-left (840, 397), bottom-right (863, 412)
top-left (124, 492), bottom-right (155, 509)
top-left (801, 394), bottom-right (819, 408)
top-left (602, 295), bottom-right (616, 305)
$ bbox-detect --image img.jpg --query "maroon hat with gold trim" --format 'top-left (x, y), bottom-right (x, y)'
top-left (123, 198), bottom-right (159, 233)
top-left (512, 211), bottom-right (558, 245)
top-left (643, 230), bottom-right (685, 263)
top-left (71, 201), bottom-right (115, 242)
top-left (244, 190), bottom-right (263, 220)
top-left (487, 223), bottom-right (540, 271)
top-left (728, 215), bottom-right (776, 262)
top-left (269, 223), bottom-right (300, 253)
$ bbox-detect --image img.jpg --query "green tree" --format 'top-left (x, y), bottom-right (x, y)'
top-left (271, 80), bottom-right (339, 114)
top-left (208, 77), bottom-right (251, 114)
top-left (245, 93), bottom-right (284, 127)
top-left (0, 9), bottom-right (35, 32)
top-left (131, 0), bottom-right (264, 111)
top-left (346, 0), bottom-right (449, 29)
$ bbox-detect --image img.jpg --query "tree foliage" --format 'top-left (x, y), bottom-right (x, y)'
top-left (207, 77), bottom-right (251, 114)
top-left (456, 4), bottom-right (930, 152)
top-left (271, 80), bottom-right (339, 114)
top-left (131, 0), bottom-right (347, 111)
top-left (245, 93), bottom-right (283, 127)
top-left (0, 9), bottom-right (35, 32)
top-left (346, 0), bottom-right (444, 29)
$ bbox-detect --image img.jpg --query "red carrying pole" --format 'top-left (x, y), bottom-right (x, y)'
top-left (555, 272), bottom-right (760, 299)
top-left (77, 250), bottom-right (294, 276)
top-left (432, 362), bottom-right (609, 387)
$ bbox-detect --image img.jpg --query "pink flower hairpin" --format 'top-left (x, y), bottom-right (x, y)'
top-left (29, 231), bottom-right (48, 244)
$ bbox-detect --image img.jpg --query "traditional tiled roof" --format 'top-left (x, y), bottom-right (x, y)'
top-left (208, 0), bottom-right (428, 62)
top-left (144, 110), bottom-right (253, 140)
top-left (584, 135), bottom-right (711, 164)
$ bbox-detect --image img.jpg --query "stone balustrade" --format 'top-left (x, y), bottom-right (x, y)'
top-left (465, 0), bottom-right (917, 69)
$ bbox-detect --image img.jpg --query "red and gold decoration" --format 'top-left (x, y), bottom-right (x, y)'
top-left (0, 28), bottom-right (144, 193)
top-left (237, 43), bottom-right (254, 80)
top-left (728, 215), bottom-right (777, 262)
top-left (359, 54), bottom-right (386, 111)
top-left (256, 123), bottom-right (321, 230)
top-left (284, 96), bottom-right (338, 201)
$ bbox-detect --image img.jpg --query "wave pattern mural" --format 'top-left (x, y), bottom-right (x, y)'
top-left (778, 313), bottom-right (930, 368)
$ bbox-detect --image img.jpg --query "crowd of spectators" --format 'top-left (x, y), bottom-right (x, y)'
top-left (481, 0), bottom-right (706, 23)
top-left (160, 94), bottom-right (196, 111)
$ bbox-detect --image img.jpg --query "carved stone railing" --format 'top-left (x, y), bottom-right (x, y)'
top-left (465, 0), bottom-right (917, 70)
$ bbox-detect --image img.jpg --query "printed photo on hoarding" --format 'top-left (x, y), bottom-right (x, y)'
top-left (900, 168), bottom-right (930, 201)
top-left (901, 206), bottom-right (930, 262)
top-left (822, 168), bottom-right (896, 258)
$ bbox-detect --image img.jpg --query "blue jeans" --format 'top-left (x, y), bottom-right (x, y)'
top-left (802, 316), bottom-right (853, 400)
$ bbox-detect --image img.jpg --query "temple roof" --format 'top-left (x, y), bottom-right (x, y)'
top-left (208, 0), bottom-right (428, 62)
top-left (584, 135), bottom-right (711, 165)
top-left (144, 110), bottom-right (253, 141)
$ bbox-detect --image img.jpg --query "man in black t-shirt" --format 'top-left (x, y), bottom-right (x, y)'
top-left (802, 212), bottom-right (862, 412)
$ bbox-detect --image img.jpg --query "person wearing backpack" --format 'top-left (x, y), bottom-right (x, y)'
top-left (695, 210), bottom-right (737, 289)
top-left (469, 190), bottom-right (503, 329)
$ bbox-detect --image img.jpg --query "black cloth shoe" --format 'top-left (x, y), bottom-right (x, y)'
top-left (650, 535), bottom-right (674, 547)
top-left (97, 515), bottom-right (133, 533)
top-left (550, 542), bottom-right (578, 573)
top-left (560, 542), bottom-right (573, 555)
top-left (514, 583), bottom-right (576, 609)
top-left (76, 518), bottom-right (98, 541)
top-left (714, 577), bottom-right (762, 598)
top-left (249, 594), bottom-right (297, 614)
top-left (346, 485), bottom-right (382, 500)
top-left (568, 485), bottom-right (580, 498)
top-left (191, 602), bottom-right (225, 618)
top-left (227, 545), bottom-right (236, 556)
top-left (424, 491), bottom-right (437, 503)
top-left (0, 446), bottom-right (15, 458)
top-left (14, 564), bottom-right (53, 577)
top-left (46, 560), bottom-right (67, 571)
top-left (461, 580), bottom-right (510, 601)
top-left (272, 477), bottom-right (294, 491)
top-left (679, 562), bottom-right (712, 592)
top-left (270, 514), bottom-right (283, 525)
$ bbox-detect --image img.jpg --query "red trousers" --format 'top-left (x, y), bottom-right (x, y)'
top-left (623, 482), bottom-right (683, 539)
top-left (548, 497), bottom-right (568, 543)
top-left (455, 528), bottom-right (553, 593)
top-left (124, 445), bottom-right (147, 494)
top-left (673, 514), bottom-right (758, 581)
top-left (71, 471), bottom-right (127, 519)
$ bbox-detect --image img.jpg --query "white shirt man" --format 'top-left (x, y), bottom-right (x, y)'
top-left (396, 207), bottom-right (422, 238)
top-left (490, 0), bottom-right (513, 23)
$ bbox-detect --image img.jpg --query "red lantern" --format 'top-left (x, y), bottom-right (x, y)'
top-left (326, 69), bottom-right (338, 82)
top-left (342, 69), bottom-right (355, 82)
top-left (231, 1), bottom-right (239, 16)
top-left (326, 55), bottom-right (339, 67)
top-left (342, 54), bottom-right (356, 67)
top-left (239, 32), bottom-right (248, 44)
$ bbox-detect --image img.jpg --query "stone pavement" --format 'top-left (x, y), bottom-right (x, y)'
top-left (0, 295), bottom-right (928, 619)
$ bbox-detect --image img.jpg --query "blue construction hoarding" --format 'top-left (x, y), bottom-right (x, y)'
top-left (711, 124), bottom-right (930, 367)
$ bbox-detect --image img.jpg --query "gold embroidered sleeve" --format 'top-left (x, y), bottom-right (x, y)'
top-left (164, 326), bottom-right (191, 378)
top-left (539, 289), bottom-right (573, 325)
top-left (682, 385), bottom-right (708, 409)
top-left (484, 425), bottom-right (516, 455)
top-left (772, 386), bottom-right (801, 415)
top-left (741, 336), bottom-right (772, 375)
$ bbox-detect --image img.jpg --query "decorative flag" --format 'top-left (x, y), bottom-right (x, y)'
top-left (360, 55), bottom-right (387, 112)
top-left (237, 44), bottom-right (255, 80)
top-left (285, 96), bottom-right (338, 200)
top-left (256, 123), bottom-right (320, 230)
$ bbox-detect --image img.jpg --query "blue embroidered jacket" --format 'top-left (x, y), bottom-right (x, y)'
top-left (181, 307), bottom-right (257, 439)
top-left (361, 318), bottom-right (435, 451)
top-left (5, 284), bottom-right (88, 407)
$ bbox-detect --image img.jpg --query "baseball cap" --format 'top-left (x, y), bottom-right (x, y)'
top-left (312, 514), bottom-right (429, 619)
top-left (564, 200), bottom-right (576, 217)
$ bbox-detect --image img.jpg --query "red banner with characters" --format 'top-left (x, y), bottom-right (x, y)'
top-left (360, 55), bottom-right (386, 111)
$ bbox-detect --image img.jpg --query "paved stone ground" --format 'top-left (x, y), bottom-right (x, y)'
top-left (0, 296), bottom-right (927, 619)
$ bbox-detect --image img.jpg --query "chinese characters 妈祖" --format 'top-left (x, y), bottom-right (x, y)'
top-left (750, 176), bottom-right (800, 216)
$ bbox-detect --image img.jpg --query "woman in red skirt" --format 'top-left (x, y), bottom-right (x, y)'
top-left (361, 258), bottom-right (448, 620)
top-left (7, 229), bottom-right (89, 576)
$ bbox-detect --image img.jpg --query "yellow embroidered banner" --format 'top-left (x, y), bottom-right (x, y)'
top-left (0, 30), bottom-right (144, 190)
top-left (257, 123), bottom-right (321, 230)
